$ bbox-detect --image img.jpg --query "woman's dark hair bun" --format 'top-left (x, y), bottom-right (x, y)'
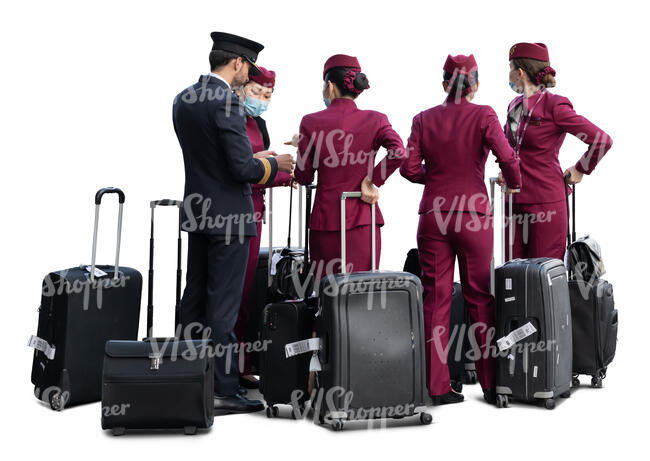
top-left (354, 72), bottom-right (370, 90)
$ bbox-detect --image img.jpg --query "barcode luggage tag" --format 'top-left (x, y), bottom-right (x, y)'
top-left (84, 266), bottom-right (108, 278)
top-left (27, 335), bottom-right (56, 360)
top-left (497, 322), bottom-right (537, 351)
top-left (284, 337), bottom-right (321, 358)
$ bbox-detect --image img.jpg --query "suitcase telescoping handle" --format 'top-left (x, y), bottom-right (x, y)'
top-left (340, 192), bottom-right (376, 273)
top-left (489, 177), bottom-right (499, 295)
top-left (492, 180), bottom-right (515, 264)
top-left (90, 187), bottom-right (125, 282)
top-left (147, 200), bottom-right (183, 339)
top-left (267, 182), bottom-right (309, 286)
top-left (563, 173), bottom-right (576, 246)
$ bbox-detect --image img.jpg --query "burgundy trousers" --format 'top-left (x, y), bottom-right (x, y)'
top-left (504, 199), bottom-right (568, 261)
top-left (417, 211), bottom-right (495, 396)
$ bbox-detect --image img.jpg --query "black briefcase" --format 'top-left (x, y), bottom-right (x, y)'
top-left (101, 200), bottom-right (214, 435)
top-left (29, 187), bottom-right (142, 410)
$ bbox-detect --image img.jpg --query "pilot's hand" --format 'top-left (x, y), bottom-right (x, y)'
top-left (276, 154), bottom-right (296, 174)
top-left (254, 150), bottom-right (277, 159)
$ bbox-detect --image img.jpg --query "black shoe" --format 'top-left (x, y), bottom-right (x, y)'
top-left (483, 388), bottom-right (496, 404)
top-left (431, 390), bottom-right (464, 406)
top-left (239, 376), bottom-right (259, 390)
top-left (213, 393), bottom-right (264, 415)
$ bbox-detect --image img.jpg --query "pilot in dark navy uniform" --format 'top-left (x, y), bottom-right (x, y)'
top-left (172, 32), bottom-right (295, 415)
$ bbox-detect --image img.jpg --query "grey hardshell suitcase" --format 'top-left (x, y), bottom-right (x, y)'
top-left (313, 192), bottom-right (431, 430)
top-left (29, 188), bottom-right (142, 410)
top-left (493, 183), bottom-right (572, 410)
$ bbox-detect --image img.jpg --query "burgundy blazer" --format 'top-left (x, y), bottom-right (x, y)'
top-left (295, 98), bottom-right (405, 231)
top-left (246, 116), bottom-right (292, 220)
top-left (401, 95), bottom-right (521, 215)
top-left (504, 91), bottom-right (613, 204)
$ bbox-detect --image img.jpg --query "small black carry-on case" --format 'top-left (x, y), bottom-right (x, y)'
top-left (312, 192), bottom-right (431, 430)
top-left (258, 184), bottom-right (316, 418)
top-left (564, 181), bottom-right (618, 388)
top-left (29, 187), bottom-right (142, 410)
top-left (402, 250), bottom-right (477, 391)
top-left (101, 200), bottom-right (213, 436)
top-left (493, 180), bottom-right (573, 410)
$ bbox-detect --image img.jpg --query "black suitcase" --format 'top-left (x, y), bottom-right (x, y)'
top-left (259, 300), bottom-right (316, 418)
top-left (101, 199), bottom-right (214, 435)
top-left (313, 193), bottom-right (431, 430)
top-left (565, 182), bottom-right (618, 388)
top-left (29, 188), bottom-right (142, 410)
top-left (402, 250), bottom-right (477, 391)
top-left (494, 190), bottom-right (572, 410)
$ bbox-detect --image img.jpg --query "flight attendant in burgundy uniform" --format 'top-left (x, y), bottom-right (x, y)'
top-left (401, 54), bottom-right (521, 405)
top-left (232, 66), bottom-right (293, 389)
top-left (294, 54), bottom-right (406, 278)
top-left (503, 42), bottom-right (613, 260)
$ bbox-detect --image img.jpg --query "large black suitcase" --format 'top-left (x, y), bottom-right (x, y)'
top-left (101, 199), bottom-right (214, 435)
top-left (259, 300), bottom-right (315, 418)
top-left (565, 182), bottom-right (618, 388)
top-left (402, 250), bottom-right (477, 391)
top-left (313, 192), bottom-right (430, 430)
top-left (258, 184), bottom-right (316, 418)
top-left (494, 189), bottom-right (572, 410)
top-left (29, 187), bottom-right (142, 410)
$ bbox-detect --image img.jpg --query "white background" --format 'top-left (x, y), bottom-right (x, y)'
top-left (1, 0), bottom-right (647, 459)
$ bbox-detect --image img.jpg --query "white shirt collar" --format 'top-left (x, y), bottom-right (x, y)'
top-left (208, 72), bottom-right (231, 89)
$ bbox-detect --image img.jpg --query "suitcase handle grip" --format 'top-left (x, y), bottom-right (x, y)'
top-left (95, 187), bottom-right (125, 205)
top-left (340, 192), bottom-right (376, 273)
top-left (150, 199), bottom-right (182, 208)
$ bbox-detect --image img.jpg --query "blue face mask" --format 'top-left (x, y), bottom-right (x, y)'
top-left (509, 80), bottom-right (523, 94)
top-left (323, 97), bottom-right (331, 108)
top-left (243, 96), bottom-right (269, 117)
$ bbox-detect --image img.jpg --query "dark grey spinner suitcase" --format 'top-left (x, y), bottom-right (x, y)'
top-left (494, 189), bottom-right (572, 409)
top-left (29, 188), bottom-right (142, 410)
top-left (314, 192), bottom-right (431, 430)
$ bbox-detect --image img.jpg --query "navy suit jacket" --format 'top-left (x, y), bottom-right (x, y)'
top-left (173, 75), bottom-right (278, 237)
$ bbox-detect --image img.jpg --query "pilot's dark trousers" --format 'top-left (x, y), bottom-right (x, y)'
top-left (180, 232), bottom-right (250, 396)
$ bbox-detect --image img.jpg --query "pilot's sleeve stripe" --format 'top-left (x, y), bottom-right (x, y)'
top-left (257, 158), bottom-right (272, 184)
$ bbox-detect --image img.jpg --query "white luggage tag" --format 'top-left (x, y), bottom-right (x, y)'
top-left (270, 252), bottom-right (283, 276)
top-left (284, 337), bottom-right (321, 358)
top-left (27, 335), bottom-right (56, 360)
top-left (84, 265), bottom-right (108, 278)
top-left (497, 322), bottom-right (537, 351)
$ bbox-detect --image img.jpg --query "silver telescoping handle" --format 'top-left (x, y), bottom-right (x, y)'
top-left (498, 184), bottom-right (514, 264)
top-left (267, 183), bottom-right (306, 286)
top-left (340, 192), bottom-right (376, 274)
top-left (489, 177), bottom-right (498, 295)
top-left (90, 187), bottom-right (125, 281)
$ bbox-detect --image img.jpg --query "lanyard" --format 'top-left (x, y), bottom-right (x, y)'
top-left (514, 88), bottom-right (546, 156)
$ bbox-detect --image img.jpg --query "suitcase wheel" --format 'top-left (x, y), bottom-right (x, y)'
top-left (496, 394), bottom-right (509, 409)
top-left (49, 391), bottom-right (64, 412)
top-left (463, 370), bottom-right (478, 385)
top-left (184, 426), bottom-right (197, 435)
top-left (544, 398), bottom-right (556, 410)
top-left (591, 376), bottom-right (603, 388)
top-left (419, 412), bottom-right (432, 425)
top-left (265, 405), bottom-right (279, 418)
top-left (561, 390), bottom-right (571, 399)
top-left (111, 427), bottom-right (126, 436)
top-left (572, 375), bottom-right (580, 387)
top-left (330, 419), bottom-right (344, 431)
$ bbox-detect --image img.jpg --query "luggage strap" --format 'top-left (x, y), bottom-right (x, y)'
top-left (27, 335), bottom-right (56, 360)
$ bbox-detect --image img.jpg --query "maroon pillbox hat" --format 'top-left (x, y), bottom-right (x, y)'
top-left (509, 42), bottom-right (550, 62)
top-left (249, 66), bottom-right (276, 88)
top-left (323, 54), bottom-right (361, 79)
top-left (443, 54), bottom-right (478, 75)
